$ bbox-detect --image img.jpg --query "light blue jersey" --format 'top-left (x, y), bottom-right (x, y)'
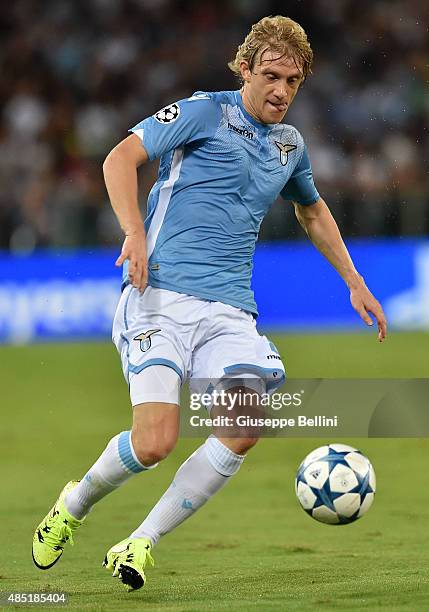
top-left (127, 90), bottom-right (319, 316)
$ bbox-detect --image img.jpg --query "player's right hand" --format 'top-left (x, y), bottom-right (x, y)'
top-left (115, 231), bottom-right (148, 292)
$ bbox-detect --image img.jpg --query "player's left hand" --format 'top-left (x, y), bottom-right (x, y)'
top-left (349, 281), bottom-right (387, 342)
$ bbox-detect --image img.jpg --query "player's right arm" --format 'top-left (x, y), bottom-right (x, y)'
top-left (104, 93), bottom-right (220, 292)
top-left (103, 134), bottom-right (149, 291)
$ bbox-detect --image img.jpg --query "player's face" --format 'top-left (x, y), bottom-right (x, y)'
top-left (240, 50), bottom-right (304, 124)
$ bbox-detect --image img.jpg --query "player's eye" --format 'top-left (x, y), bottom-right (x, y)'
top-left (265, 74), bottom-right (277, 81)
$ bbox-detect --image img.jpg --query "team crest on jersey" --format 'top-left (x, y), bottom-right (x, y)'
top-left (154, 103), bottom-right (180, 124)
top-left (133, 329), bottom-right (161, 352)
top-left (274, 141), bottom-right (297, 166)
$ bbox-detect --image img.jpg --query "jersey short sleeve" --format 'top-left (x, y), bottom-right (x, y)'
top-left (130, 92), bottom-right (221, 161)
top-left (280, 145), bottom-right (319, 205)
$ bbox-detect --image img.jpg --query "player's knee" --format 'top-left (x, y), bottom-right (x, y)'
top-left (132, 442), bottom-right (172, 467)
top-left (131, 431), bottom-right (177, 466)
top-left (131, 401), bottom-right (179, 466)
top-left (227, 436), bottom-right (259, 455)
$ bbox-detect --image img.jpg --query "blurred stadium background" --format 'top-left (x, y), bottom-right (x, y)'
top-left (0, 0), bottom-right (427, 342)
top-left (2, 4), bottom-right (429, 607)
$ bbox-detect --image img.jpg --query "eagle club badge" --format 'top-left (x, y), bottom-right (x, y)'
top-left (133, 329), bottom-right (161, 352)
top-left (274, 141), bottom-right (297, 166)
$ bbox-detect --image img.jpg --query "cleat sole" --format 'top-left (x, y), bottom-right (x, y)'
top-left (32, 548), bottom-right (63, 570)
top-left (118, 564), bottom-right (144, 591)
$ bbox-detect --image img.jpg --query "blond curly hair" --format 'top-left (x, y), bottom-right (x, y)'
top-left (228, 16), bottom-right (313, 82)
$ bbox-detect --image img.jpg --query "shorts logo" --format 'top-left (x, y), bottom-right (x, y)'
top-left (154, 103), bottom-right (180, 124)
top-left (133, 329), bottom-right (161, 352)
top-left (274, 141), bottom-right (297, 166)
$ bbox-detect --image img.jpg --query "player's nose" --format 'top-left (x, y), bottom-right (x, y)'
top-left (273, 82), bottom-right (288, 101)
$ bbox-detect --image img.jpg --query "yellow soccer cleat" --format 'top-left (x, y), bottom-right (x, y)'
top-left (32, 481), bottom-right (84, 569)
top-left (103, 537), bottom-right (155, 591)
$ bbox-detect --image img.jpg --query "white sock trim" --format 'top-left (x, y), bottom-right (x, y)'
top-left (204, 435), bottom-right (245, 476)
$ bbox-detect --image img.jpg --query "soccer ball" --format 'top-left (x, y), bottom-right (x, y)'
top-left (295, 444), bottom-right (376, 525)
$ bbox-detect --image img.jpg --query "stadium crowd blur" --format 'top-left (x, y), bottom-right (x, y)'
top-left (0, 0), bottom-right (427, 251)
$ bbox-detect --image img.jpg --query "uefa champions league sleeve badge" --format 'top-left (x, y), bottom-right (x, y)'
top-left (154, 103), bottom-right (180, 124)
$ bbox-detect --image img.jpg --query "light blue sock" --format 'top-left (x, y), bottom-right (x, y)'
top-left (65, 431), bottom-right (155, 520)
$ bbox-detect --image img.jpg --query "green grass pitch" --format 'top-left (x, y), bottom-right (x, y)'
top-left (1, 332), bottom-right (429, 610)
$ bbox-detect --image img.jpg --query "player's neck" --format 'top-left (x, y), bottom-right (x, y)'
top-left (239, 87), bottom-right (266, 126)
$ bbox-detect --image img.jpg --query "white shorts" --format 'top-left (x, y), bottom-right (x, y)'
top-left (112, 285), bottom-right (285, 406)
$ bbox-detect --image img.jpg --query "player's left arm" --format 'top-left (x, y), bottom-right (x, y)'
top-left (294, 197), bottom-right (387, 342)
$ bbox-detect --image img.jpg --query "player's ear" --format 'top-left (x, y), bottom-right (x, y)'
top-left (239, 60), bottom-right (252, 83)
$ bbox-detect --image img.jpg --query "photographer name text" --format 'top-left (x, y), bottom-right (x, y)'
top-left (189, 415), bottom-right (338, 429)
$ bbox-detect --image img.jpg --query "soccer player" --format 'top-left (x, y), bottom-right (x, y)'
top-left (32, 16), bottom-right (387, 591)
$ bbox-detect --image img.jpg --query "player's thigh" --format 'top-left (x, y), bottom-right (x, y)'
top-left (131, 398), bottom-right (180, 465)
top-left (112, 287), bottom-right (185, 463)
top-left (191, 307), bottom-right (285, 451)
top-left (112, 285), bottom-right (187, 394)
top-left (191, 308), bottom-right (285, 398)
top-left (129, 364), bottom-right (181, 463)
